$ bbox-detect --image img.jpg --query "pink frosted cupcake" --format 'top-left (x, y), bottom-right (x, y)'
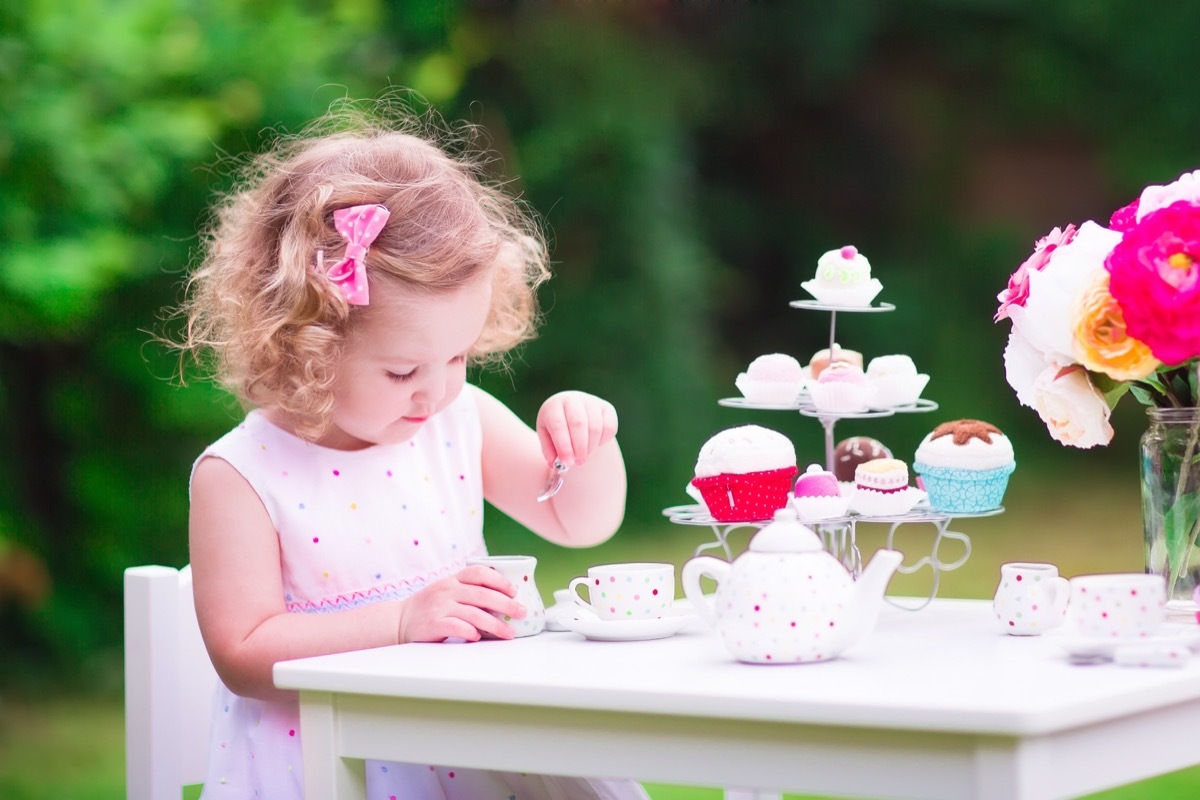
top-left (792, 463), bottom-right (850, 521)
top-left (735, 353), bottom-right (806, 404)
top-left (690, 425), bottom-right (798, 522)
top-left (808, 361), bottom-right (876, 413)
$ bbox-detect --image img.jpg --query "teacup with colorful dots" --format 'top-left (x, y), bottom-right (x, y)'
top-left (568, 562), bottom-right (675, 621)
top-left (992, 562), bottom-right (1070, 636)
top-left (1067, 573), bottom-right (1166, 639)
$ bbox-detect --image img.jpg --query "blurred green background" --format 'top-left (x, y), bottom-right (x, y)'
top-left (3, 1), bottom-right (1200, 797)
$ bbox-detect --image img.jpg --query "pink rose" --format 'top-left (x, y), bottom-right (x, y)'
top-left (1031, 365), bottom-right (1114, 449)
top-left (1108, 200), bottom-right (1139, 233)
top-left (996, 225), bottom-right (1077, 322)
top-left (1105, 201), bottom-right (1200, 365)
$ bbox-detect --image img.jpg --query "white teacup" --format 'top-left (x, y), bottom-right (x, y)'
top-left (1068, 573), bottom-right (1166, 639)
top-left (992, 562), bottom-right (1070, 636)
top-left (568, 562), bottom-right (674, 621)
top-left (467, 555), bottom-right (546, 637)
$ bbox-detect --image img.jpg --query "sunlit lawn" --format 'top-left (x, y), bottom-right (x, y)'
top-left (3, 469), bottom-right (1199, 799)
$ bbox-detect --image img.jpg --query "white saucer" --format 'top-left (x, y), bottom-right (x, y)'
top-left (557, 606), bottom-right (699, 642)
top-left (1045, 623), bottom-right (1200, 659)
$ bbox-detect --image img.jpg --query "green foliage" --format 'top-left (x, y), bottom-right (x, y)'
top-left (4, 0), bottom-right (1200, 677)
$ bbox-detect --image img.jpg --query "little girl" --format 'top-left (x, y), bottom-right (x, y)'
top-left (175, 103), bottom-right (648, 800)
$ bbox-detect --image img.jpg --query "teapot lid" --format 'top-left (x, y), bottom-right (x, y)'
top-left (749, 507), bottom-right (823, 553)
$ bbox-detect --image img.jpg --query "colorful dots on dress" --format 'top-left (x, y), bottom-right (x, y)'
top-left (386, 470), bottom-right (393, 477)
top-left (312, 537), bottom-right (319, 544)
top-left (298, 503), bottom-right (306, 510)
top-left (413, 539), bottom-right (420, 546)
top-left (349, 502), bottom-right (357, 510)
top-left (459, 474), bottom-right (465, 480)
top-left (332, 469), bottom-right (340, 476)
top-left (288, 729), bottom-right (295, 737)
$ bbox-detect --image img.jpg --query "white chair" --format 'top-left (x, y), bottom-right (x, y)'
top-left (124, 565), bottom-right (218, 800)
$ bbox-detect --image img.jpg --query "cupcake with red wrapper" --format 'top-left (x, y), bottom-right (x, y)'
top-left (808, 361), bottom-right (876, 413)
top-left (690, 425), bottom-right (798, 522)
top-left (792, 463), bottom-right (851, 521)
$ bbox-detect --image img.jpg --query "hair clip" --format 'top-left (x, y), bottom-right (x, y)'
top-left (325, 203), bottom-right (390, 305)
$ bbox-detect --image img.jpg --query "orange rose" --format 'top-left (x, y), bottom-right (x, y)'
top-left (1072, 272), bottom-right (1159, 381)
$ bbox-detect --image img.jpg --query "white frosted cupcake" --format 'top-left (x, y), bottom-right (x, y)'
top-left (801, 245), bottom-right (884, 307)
top-left (849, 458), bottom-right (925, 516)
top-left (866, 354), bottom-right (930, 407)
top-left (735, 353), bottom-right (806, 404)
top-left (690, 425), bottom-right (798, 522)
top-left (913, 420), bottom-right (1016, 513)
top-left (808, 361), bottom-right (876, 413)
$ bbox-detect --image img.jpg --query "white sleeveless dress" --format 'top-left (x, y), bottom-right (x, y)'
top-left (194, 387), bottom-right (648, 800)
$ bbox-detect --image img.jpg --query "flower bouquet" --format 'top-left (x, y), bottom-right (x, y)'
top-left (994, 168), bottom-right (1200, 613)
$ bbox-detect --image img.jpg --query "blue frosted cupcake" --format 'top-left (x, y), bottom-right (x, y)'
top-left (913, 420), bottom-right (1015, 513)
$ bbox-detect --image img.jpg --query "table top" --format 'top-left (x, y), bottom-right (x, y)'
top-left (274, 597), bottom-right (1200, 738)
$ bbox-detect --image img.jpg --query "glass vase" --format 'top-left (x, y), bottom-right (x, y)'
top-left (1141, 406), bottom-right (1200, 618)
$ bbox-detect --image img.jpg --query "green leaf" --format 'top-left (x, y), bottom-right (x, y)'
top-left (1164, 492), bottom-right (1200, 578)
top-left (1129, 383), bottom-right (1156, 406)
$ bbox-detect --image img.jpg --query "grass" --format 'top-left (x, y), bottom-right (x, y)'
top-left (3, 470), bottom-right (1199, 798)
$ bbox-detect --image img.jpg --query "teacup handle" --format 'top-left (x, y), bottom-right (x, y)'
top-left (567, 577), bottom-right (595, 614)
top-left (681, 556), bottom-right (730, 629)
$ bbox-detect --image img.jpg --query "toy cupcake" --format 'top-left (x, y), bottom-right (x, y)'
top-left (849, 458), bottom-right (926, 516)
top-left (913, 420), bottom-right (1015, 513)
top-left (801, 245), bottom-right (884, 307)
top-left (735, 353), bottom-right (806, 405)
top-left (808, 361), bottom-right (875, 413)
top-left (792, 463), bottom-right (851, 522)
top-left (866, 354), bottom-right (930, 407)
top-left (690, 425), bottom-right (798, 522)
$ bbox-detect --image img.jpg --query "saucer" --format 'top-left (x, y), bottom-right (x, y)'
top-left (1045, 623), bottom-right (1200, 660)
top-left (558, 606), bottom-right (699, 642)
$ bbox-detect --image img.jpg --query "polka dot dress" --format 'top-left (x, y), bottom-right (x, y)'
top-left (193, 388), bottom-right (647, 800)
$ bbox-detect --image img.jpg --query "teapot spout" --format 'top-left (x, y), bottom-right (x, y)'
top-left (839, 548), bottom-right (904, 652)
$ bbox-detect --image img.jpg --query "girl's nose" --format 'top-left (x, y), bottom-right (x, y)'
top-left (410, 365), bottom-right (446, 407)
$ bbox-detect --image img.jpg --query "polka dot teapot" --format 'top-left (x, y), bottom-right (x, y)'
top-left (681, 507), bottom-right (903, 664)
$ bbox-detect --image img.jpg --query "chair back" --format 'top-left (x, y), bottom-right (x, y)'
top-left (124, 565), bottom-right (218, 799)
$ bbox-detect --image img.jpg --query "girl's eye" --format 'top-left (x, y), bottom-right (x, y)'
top-left (386, 369), bottom-right (416, 383)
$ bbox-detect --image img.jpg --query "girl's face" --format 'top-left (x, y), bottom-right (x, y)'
top-left (317, 275), bottom-right (492, 450)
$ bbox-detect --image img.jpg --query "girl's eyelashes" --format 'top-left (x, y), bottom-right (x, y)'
top-left (385, 356), bottom-right (466, 382)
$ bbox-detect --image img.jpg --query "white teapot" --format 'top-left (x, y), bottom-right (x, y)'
top-left (682, 507), bottom-right (903, 664)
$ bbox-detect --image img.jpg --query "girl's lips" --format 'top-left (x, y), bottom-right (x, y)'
top-left (402, 415), bottom-right (429, 423)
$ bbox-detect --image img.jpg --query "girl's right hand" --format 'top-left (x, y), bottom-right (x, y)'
top-left (397, 565), bottom-right (527, 644)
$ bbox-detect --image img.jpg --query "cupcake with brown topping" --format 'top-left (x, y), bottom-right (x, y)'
top-left (913, 420), bottom-right (1015, 513)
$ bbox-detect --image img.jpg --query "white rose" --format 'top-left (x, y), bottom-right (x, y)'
top-left (1137, 169), bottom-right (1200, 220)
top-left (1031, 365), bottom-right (1114, 449)
top-left (1005, 221), bottom-right (1122, 365)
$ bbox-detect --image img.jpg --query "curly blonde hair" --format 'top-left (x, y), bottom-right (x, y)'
top-left (175, 101), bottom-right (550, 439)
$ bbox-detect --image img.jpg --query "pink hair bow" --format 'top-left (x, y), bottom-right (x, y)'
top-left (326, 203), bottom-right (391, 305)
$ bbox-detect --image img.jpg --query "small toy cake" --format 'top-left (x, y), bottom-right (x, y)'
top-left (866, 354), bottom-right (930, 407)
top-left (850, 458), bottom-right (925, 516)
top-left (801, 245), bottom-right (884, 307)
top-left (808, 345), bottom-right (864, 380)
top-left (735, 353), bottom-right (806, 404)
top-left (792, 463), bottom-right (850, 521)
top-left (913, 420), bottom-right (1016, 513)
top-left (690, 425), bottom-right (798, 522)
top-left (808, 361), bottom-right (876, 413)
top-left (833, 436), bottom-right (892, 482)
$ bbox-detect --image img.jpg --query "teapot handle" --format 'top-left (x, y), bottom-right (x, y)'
top-left (682, 556), bottom-right (730, 629)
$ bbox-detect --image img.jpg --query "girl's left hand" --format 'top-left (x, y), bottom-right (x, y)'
top-left (536, 390), bottom-right (619, 468)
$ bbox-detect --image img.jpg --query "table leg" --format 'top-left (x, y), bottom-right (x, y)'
top-left (298, 691), bottom-right (367, 800)
top-left (724, 789), bottom-right (783, 800)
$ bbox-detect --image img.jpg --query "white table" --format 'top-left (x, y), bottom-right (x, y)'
top-left (273, 598), bottom-right (1200, 800)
